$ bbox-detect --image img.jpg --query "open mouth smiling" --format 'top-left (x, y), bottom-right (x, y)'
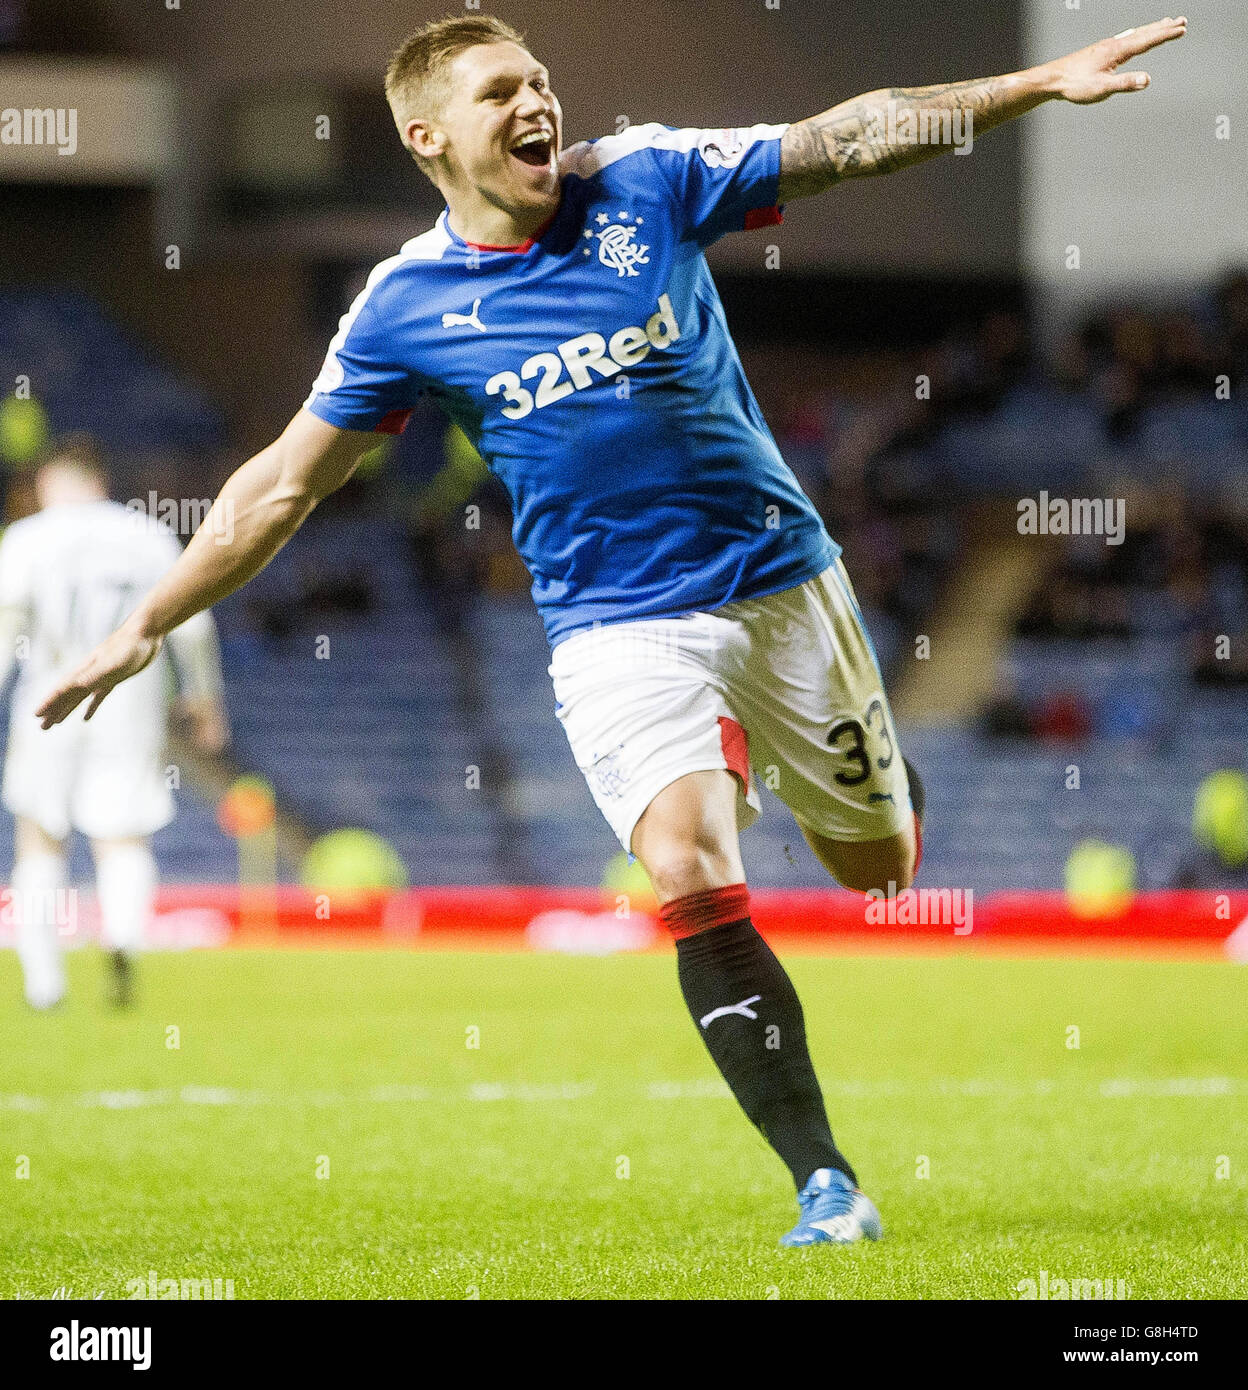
top-left (509, 128), bottom-right (554, 167)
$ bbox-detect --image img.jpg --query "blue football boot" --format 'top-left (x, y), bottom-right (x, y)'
top-left (780, 1168), bottom-right (883, 1247)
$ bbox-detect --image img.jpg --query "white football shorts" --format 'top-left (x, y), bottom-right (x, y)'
top-left (2, 670), bottom-right (174, 842)
top-left (550, 560), bottom-right (913, 853)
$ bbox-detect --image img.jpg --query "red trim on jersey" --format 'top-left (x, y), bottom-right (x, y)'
top-left (717, 715), bottom-right (750, 794)
top-left (744, 205), bottom-right (783, 231)
top-left (463, 209), bottom-right (558, 253)
top-left (659, 883), bottom-right (752, 939)
top-left (374, 408), bottom-right (413, 435)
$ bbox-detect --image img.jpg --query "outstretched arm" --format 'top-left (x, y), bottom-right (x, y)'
top-left (778, 14), bottom-right (1187, 200)
top-left (35, 408), bottom-right (376, 728)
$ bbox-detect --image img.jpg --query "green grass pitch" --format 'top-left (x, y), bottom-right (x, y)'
top-left (1, 946), bottom-right (1245, 1300)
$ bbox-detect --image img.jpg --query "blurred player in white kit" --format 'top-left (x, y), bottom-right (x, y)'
top-left (0, 438), bottom-right (228, 1008)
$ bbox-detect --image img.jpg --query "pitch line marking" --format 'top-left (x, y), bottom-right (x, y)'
top-left (1, 1076), bottom-right (1244, 1113)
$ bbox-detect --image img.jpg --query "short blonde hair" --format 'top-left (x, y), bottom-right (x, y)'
top-left (385, 14), bottom-right (527, 181)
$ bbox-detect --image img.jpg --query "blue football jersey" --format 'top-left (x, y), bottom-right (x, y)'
top-left (304, 122), bottom-right (838, 646)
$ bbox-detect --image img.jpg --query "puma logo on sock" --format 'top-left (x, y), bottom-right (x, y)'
top-left (699, 994), bottom-right (762, 1028)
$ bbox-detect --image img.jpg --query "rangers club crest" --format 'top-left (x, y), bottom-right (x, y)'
top-left (584, 210), bottom-right (650, 277)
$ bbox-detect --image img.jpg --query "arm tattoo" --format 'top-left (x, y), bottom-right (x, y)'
top-left (779, 74), bottom-right (1028, 201)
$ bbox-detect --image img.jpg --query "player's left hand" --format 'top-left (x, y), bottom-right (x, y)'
top-left (34, 622), bottom-right (164, 729)
top-left (1044, 14), bottom-right (1187, 104)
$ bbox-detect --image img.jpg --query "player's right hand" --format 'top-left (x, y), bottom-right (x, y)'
top-left (35, 623), bottom-right (164, 729)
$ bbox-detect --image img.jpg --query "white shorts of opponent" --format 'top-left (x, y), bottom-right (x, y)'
top-left (550, 560), bottom-right (913, 854)
top-left (2, 666), bottom-right (174, 842)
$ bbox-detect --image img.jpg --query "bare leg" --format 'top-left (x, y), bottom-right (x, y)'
top-left (797, 817), bottom-right (919, 896)
top-left (632, 768), bottom-right (859, 1193)
top-left (90, 835), bottom-right (156, 1008)
top-left (12, 816), bottom-right (69, 1009)
top-left (631, 769), bottom-right (745, 903)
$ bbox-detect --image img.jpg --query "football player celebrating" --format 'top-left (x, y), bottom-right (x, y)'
top-left (36, 13), bottom-right (1186, 1243)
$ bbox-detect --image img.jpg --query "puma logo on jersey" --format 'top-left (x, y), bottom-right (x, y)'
top-left (484, 293), bottom-right (681, 420)
top-left (442, 298), bottom-right (486, 332)
top-left (699, 994), bottom-right (762, 1029)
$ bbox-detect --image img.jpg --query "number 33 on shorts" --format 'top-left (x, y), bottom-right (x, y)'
top-left (827, 697), bottom-right (895, 789)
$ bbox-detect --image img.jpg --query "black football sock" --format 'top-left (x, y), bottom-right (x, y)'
top-left (662, 886), bottom-right (857, 1191)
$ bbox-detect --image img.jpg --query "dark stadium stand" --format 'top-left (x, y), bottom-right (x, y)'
top-left (215, 510), bottom-right (514, 884)
top-left (0, 285), bottom-right (1243, 894)
top-left (0, 290), bottom-right (224, 458)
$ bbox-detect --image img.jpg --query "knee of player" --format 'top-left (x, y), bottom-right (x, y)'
top-left (641, 843), bottom-right (739, 902)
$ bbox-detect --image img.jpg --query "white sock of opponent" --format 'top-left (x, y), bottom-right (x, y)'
top-left (13, 850), bottom-right (69, 1009)
top-left (95, 842), bottom-right (157, 954)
